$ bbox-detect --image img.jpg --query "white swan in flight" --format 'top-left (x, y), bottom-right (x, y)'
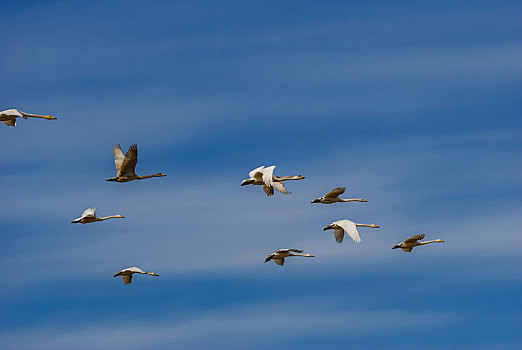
top-left (1, 108), bottom-right (56, 127)
top-left (311, 187), bottom-right (368, 204)
top-left (264, 249), bottom-right (314, 266)
top-left (241, 165), bottom-right (305, 196)
top-left (106, 144), bottom-right (166, 182)
top-left (392, 234), bottom-right (444, 252)
top-left (113, 267), bottom-right (159, 284)
top-left (71, 208), bottom-right (124, 224)
top-left (323, 219), bottom-right (379, 243)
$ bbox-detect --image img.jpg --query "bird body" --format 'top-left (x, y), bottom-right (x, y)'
top-left (393, 234), bottom-right (444, 252)
top-left (113, 267), bottom-right (159, 284)
top-left (1, 109), bottom-right (56, 127)
top-left (323, 219), bottom-right (379, 243)
top-left (241, 165), bottom-right (304, 196)
top-left (71, 208), bottom-right (124, 224)
top-left (264, 249), bottom-right (314, 266)
top-left (106, 144), bottom-right (166, 183)
top-left (312, 187), bottom-right (368, 204)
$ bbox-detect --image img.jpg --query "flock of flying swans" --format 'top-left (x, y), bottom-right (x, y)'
top-left (4, 108), bottom-right (445, 283)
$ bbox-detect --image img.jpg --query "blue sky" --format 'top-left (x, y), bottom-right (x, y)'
top-left (1, 0), bottom-right (521, 349)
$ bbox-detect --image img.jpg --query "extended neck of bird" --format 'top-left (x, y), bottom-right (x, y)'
top-left (289, 253), bottom-right (314, 257)
top-left (21, 112), bottom-right (54, 119)
top-left (419, 239), bottom-right (444, 245)
top-left (99, 215), bottom-right (124, 221)
top-left (341, 198), bottom-right (367, 202)
top-left (355, 223), bottom-right (379, 228)
top-left (138, 173), bottom-right (163, 179)
top-left (277, 175), bottom-right (302, 181)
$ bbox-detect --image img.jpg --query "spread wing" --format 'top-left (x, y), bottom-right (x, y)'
top-left (272, 181), bottom-right (290, 194)
top-left (121, 144), bottom-right (138, 176)
top-left (1, 109), bottom-right (23, 117)
top-left (404, 234), bottom-right (425, 243)
top-left (81, 208), bottom-right (96, 218)
top-left (324, 187), bottom-right (346, 198)
top-left (249, 166), bottom-right (265, 179)
top-left (1, 119), bottom-right (16, 126)
top-left (262, 166), bottom-right (275, 187)
top-left (276, 249), bottom-right (303, 253)
top-left (334, 220), bottom-right (361, 243)
top-left (263, 184), bottom-right (274, 196)
top-left (121, 275), bottom-right (132, 284)
top-left (333, 228), bottom-right (345, 243)
top-left (113, 145), bottom-right (125, 176)
top-left (124, 267), bottom-right (144, 273)
top-left (273, 258), bottom-right (285, 266)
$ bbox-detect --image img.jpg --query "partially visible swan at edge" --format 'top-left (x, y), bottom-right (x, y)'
top-left (1, 108), bottom-right (56, 127)
top-left (106, 144), bottom-right (166, 182)
top-left (323, 219), bottom-right (379, 243)
top-left (113, 267), bottom-right (159, 284)
top-left (392, 234), bottom-right (445, 252)
top-left (264, 249), bottom-right (314, 266)
top-left (71, 208), bottom-right (124, 224)
top-left (311, 187), bottom-right (367, 204)
top-left (241, 165), bottom-right (304, 196)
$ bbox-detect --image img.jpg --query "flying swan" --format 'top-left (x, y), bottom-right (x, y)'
top-left (264, 249), bottom-right (314, 266)
top-left (323, 219), bottom-right (379, 243)
top-left (113, 267), bottom-right (159, 284)
top-left (1, 108), bottom-right (56, 127)
top-left (311, 187), bottom-right (368, 204)
top-left (241, 165), bottom-right (304, 196)
top-left (106, 144), bottom-right (166, 182)
top-left (392, 234), bottom-right (444, 252)
top-left (71, 208), bottom-right (124, 224)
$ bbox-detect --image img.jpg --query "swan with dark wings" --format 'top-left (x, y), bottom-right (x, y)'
top-left (106, 144), bottom-right (166, 183)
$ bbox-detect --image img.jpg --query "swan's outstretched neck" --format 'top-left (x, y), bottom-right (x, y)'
top-left (20, 112), bottom-right (56, 120)
top-left (99, 215), bottom-right (125, 221)
top-left (138, 173), bottom-right (167, 179)
top-left (355, 223), bottom-right (379, 228)
top-left (289, 253), bottom-right (315, 257)
top-left (419, 239), bottom-right (444, 245)
top-left (275, 175), bottom-right (305, 181)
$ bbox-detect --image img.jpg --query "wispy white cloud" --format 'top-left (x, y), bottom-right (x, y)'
top-left (0, 298), bottom-right (461, 350)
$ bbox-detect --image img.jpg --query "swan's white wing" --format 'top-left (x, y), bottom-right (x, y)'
top-left (121, 275), bottom-right (132, 284)
top-left (81, 208), bottom-right (96, 218)
top-left (113, 145), bottom-right (125, 176)
top-left (1, 119), bottom-right (16, 126)
top-left (334, 220), bottom-right (361, 243)
top-left (262, 166), bottom-right (275, 187)
top-left (124, 267), bottom-right (145, 273)
top-left (324, 187), bottom-right (346, 198)
top-left (1, 109), bottom-right (23, 117)
top-left (249, 166), bottom-right (265, 179)
top-left (273, 258), bottom-right (285, 266)
top-left (272, 181), bottom-right (290, 194)
top-left (278, 249), bottom-right (303, 253)
top-left (333, 228), bottom-right (345, 243)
